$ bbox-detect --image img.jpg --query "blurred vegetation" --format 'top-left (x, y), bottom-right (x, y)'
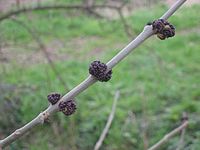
top-left (0, 1), bottom-right (199, 150)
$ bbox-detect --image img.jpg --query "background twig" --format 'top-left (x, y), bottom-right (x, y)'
top-left (11, 18), bottom-right (68, 89)
top-left (176, 112), bottom-right (188, 150)
top-left (148, 120), bottom-right (189, 150)
top-left (94, 90), bottom-right (120, 150)
top-left (0, 3), bottom-right (133, 38)
top-left (0, 4), bottom-right (119, 22)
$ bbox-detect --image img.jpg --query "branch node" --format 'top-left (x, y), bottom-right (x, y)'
top-left (39, 112), bottom-right (50, 124)
top-left (14, 130), bottom-right (21, 136)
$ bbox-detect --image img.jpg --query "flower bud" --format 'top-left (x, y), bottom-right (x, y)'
top-left (58, 99), bottom-right (77, 116)
top-left (89, 61), bottom-right (112, 82)
top-left (47, 93), bottom-right (61, 105)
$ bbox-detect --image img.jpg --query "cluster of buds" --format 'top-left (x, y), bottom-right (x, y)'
top-left (151, 19), bottom-right (175, 40)
top-left (47, 93), bottom-right (61, 105)
top-left (58, 99), bottom-right (77, 116)
top-left (89, 60), bottom-right (112, 82)
top-left (47, 93), bottom-right (76, 116)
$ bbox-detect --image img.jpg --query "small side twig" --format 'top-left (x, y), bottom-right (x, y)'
top-left (176, 127), bottom-right (186, 150)
top-left (94, 90), bottom-right (120, 150)
top-left (176, 112), bottom-right (188, 150)
top-left (148, 120), bottom-right (189, 150)
top-left (115, 0), bottom-right (133, 38)
top-left (140, 87), bottom-right (149, 150)
top-left (0, 4), bottom-right (119, 22)
top-left (11, 18), bottom-right (68, 89)
top-left (117, 9), bottom-right (133, 38)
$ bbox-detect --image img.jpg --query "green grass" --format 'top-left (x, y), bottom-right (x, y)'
top-left (0, 4), bottom-right (200, 150)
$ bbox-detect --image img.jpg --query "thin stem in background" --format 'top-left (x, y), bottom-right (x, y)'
top-left (0, 2), bottom-right (139, 38)
top-left (117, 8), bottom-right (134, 38)
top-left (176, 112), bottom-right (188, 150)
top-left (94, 90), bottom-right (120, 150)
top-left (140, 86), bottom-right (149, 150)
top-left (0, 4), bottom-right (120, 22)
top-left (147, 120), bottom-right (188, 150)
top-left (176, 128), bottom-right (186, 150)
top-left (11, 18), bottom-right (68, 89)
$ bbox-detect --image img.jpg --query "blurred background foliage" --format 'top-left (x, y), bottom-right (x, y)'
top-left (0, 0), bottom-right (199, 149)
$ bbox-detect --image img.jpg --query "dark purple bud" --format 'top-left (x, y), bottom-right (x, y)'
top-left (162, 25), bottom-right (175, 38)
top-left (152, 19), bottom-right (175, 40)
top-left (169, 24), bottom-right (175, 30)
top-left (99, 70), bottom-right (112, 82)
top-left (170, 29), bottom-right (175, 37)
top-left (152, 19), bottom-right (165, 33)
top-left (58, 99), bottom-right (77, 116)
top-left (89, 60), bottom-right (112, 82)
top-left (162, 28), bottom-right (171, 38)
top-left (47, 93), bottom-right (61, 105)
top-left (157, 33), bottom-right (166, 40)
top-left (158, 19), bottom-right (170, 26)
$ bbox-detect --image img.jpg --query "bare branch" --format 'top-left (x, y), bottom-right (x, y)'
top-left (176, 127), bottom-right (186, 150)
top-left (11, 18), bottom-right (68, 89)
top-left (176, 112), bottom-right (188, 150)
top-left (140, 87), bottom-right (149, 150)
top-left (0, 0), bottom-right (187, 148)
top-left (161, 0), bottom-right (187, 20)
top-left (0, 4), bottom-right (119, 22)
top-left (0, 2), bottom-right (132, 38)
top-left (117, 9), bottom-right (133, 38)
top-left (83, 0), bottom-right (103, 18)
top-left (148, 121), bottom-right (189, 150)
top-left (0, 112), bottom-right (49, 148)
top-left (94, 90), bottom-right (120, 150)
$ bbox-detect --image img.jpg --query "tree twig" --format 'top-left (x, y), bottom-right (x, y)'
top-left (176, 127), bottom-right (186, 150)
top-left (140, 86), bottom-right (149, 150)
top-left (94, 90), bottom-right (120, 150)
top-left (0, 112), bottom-right (49, 148)
top-left (11, 18), bottom-right (68, 89)
top-left (117, 8), bottom-right (133, 38)
top-left (0, 4), bottom-right (120, 22)
top-left (147, 121), bottom-right (189, 150)
top-left (0, 2), bottom-right (133, 38)
top-left (176, 112), bottom-right (188, 150)
top-left (0, 0), bottom-right (187, 148)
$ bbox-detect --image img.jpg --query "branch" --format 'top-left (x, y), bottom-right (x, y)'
top-left (117, 9), bottom-right (133, 38)
top-left (175, 127), bottom-right (186, 150)
top-left (94, 91), bottom-right (120, 150)
top-left (176, 112), bottom-right (188, 150)
top-left (0, 4), bottom-right (119, 22)
top-left (161, 0), bottom-right (187, 20)
top-left (140, 87), bottom-right (149, 150)
top-left (11, 18), bottom-right (68, 89)
top-left (0, 112), bottom-right (49, 148)
top-left (148, 121), bottom-right (189, 150)
top-left (0, 3), bottom-right (133, 38)
top-left (0, 0), bottom-right (187, 148)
